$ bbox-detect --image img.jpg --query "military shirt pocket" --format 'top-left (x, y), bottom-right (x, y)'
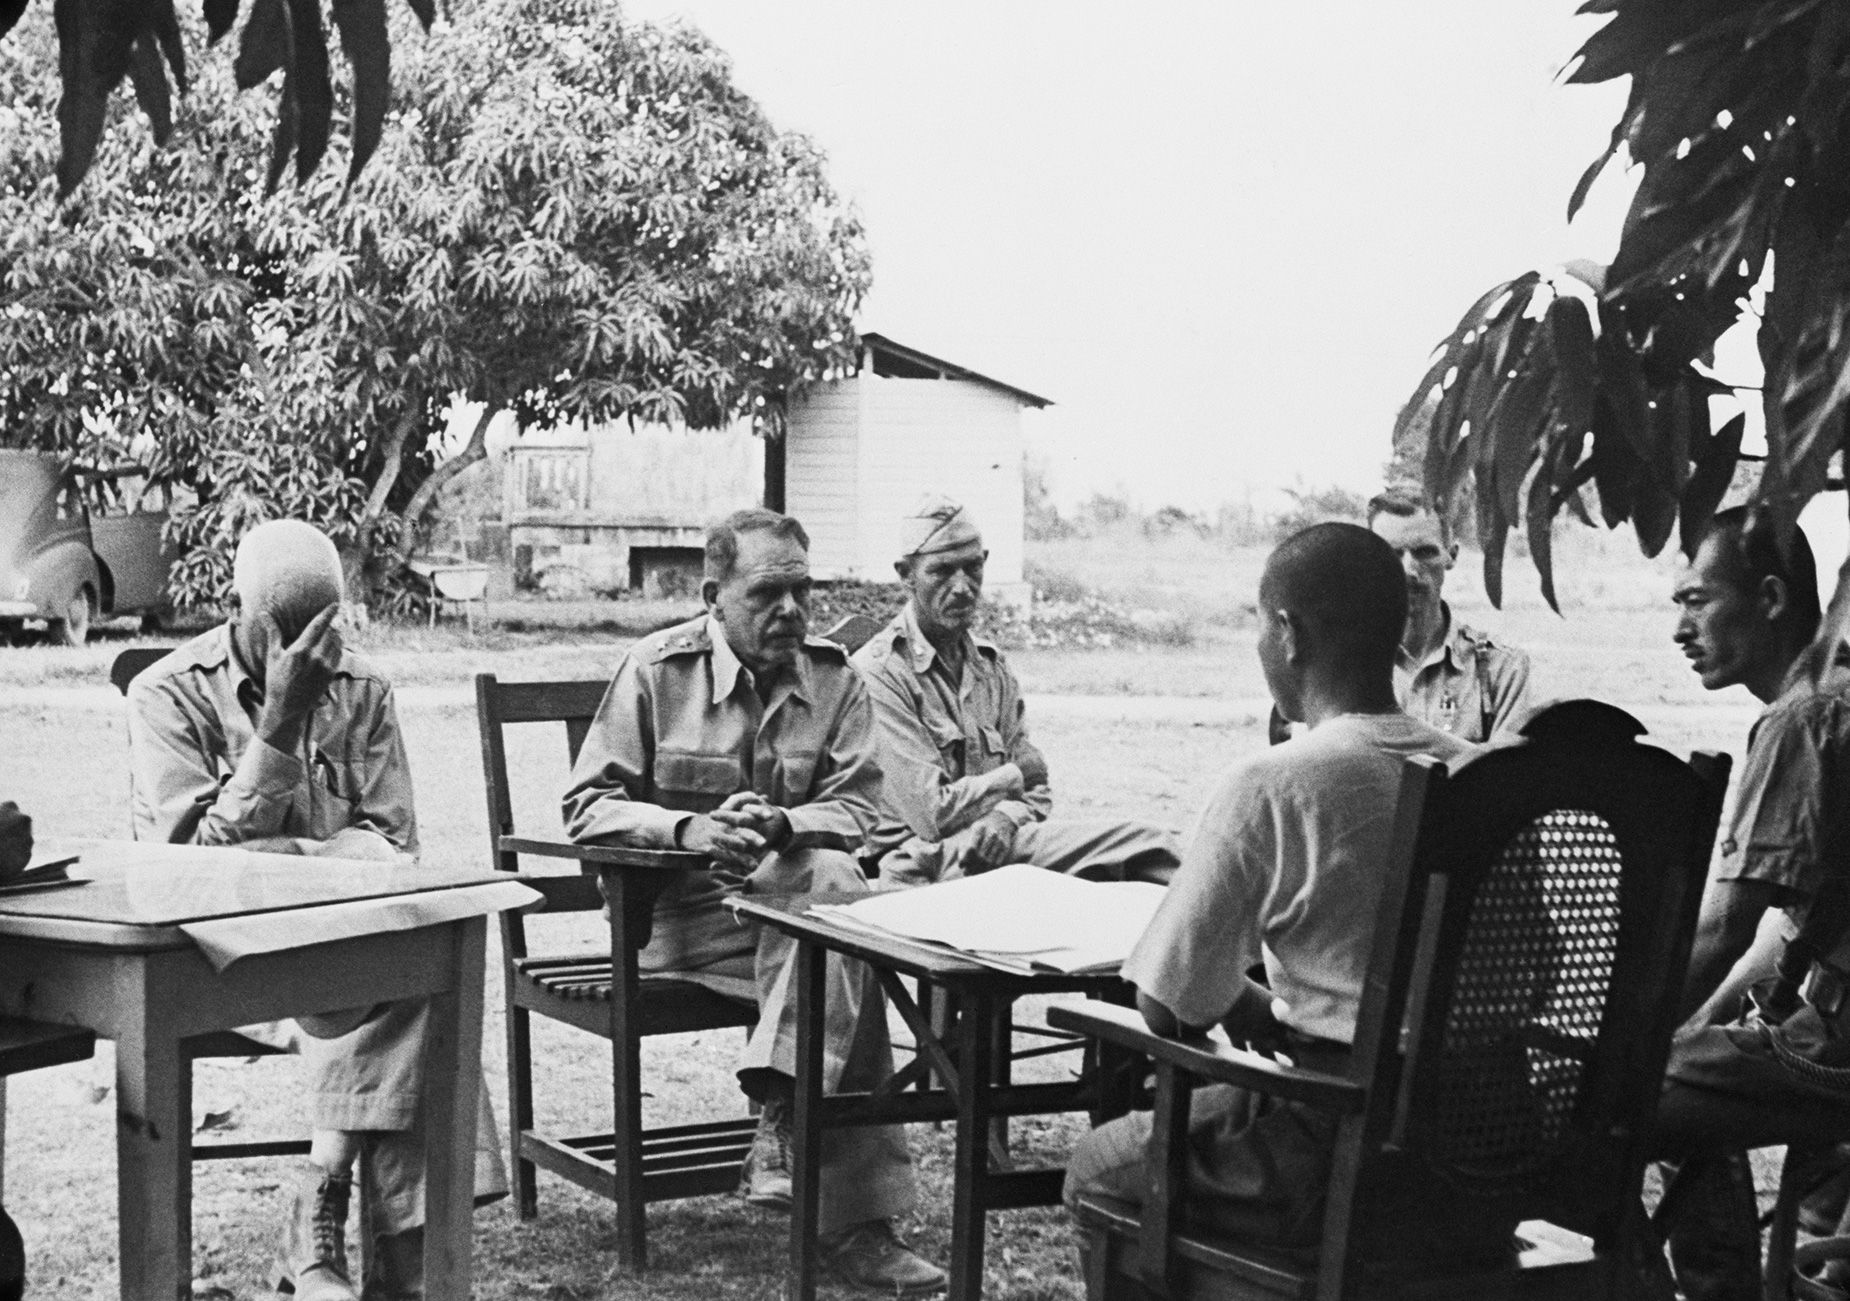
top-left (777, 751), bottom-right (820, 803)
top-left (979, 726), bottom-right (1006, 756)
top-left (929, 722), bottom-right (965, 774)
top-left (654, 752), bottom-right (741, 808)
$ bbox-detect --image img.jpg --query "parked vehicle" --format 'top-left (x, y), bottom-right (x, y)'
top-left (0, 450), bottom-right (178, 646)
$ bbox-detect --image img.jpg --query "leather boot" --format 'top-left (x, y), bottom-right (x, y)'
top-left (359, 1226), bottom-right (422, 1300)
top-left (274, 1161), bottom-right (358, 1300)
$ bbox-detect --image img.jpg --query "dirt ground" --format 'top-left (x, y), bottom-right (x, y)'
top-left (0, 529), bottom-right (1788, 1298)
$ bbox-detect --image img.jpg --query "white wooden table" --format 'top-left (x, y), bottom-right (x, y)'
top-left (0, 841), bottom-right (526, 1301)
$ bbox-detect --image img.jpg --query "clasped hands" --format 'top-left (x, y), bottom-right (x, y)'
top-left (678, 790), bottom-right (792, 878)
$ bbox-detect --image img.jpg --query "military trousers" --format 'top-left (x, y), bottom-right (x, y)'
top-left (637, 846), bottom-right (917, 1235)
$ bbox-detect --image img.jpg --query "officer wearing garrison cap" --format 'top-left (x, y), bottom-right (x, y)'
top-left (853, 496), bottom-right (1180, 888)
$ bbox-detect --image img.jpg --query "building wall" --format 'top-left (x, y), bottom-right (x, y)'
top-left (787, 376), bottom-right (1026, 587)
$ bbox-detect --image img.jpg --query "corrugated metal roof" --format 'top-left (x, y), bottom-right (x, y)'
top-left (858, 332), bottom-right (1053, 409)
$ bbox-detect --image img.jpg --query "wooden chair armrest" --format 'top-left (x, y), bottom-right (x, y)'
top-left (0, 1016), bottom-right (95, 1075)
top-left (1047, 1002), bottom-right (1365, 1113)
top-left (497, 835), bottom-right (710, 871)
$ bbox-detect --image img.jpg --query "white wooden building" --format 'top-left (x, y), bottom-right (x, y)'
top-left (773, 333), bottom-right (1052, 597)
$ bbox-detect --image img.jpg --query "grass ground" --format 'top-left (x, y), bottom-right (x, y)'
top-left (0, 523), bottom-right (1785, 1297)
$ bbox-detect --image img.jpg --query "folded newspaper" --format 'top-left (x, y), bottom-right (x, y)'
top-left (809, 863), bottom-right (1166, 975)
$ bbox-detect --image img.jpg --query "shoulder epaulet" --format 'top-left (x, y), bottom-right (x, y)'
top-left (803, 634), bottom-right (850, 663)
top-left (645, 622), bottom-right (711, 663)
top-left (858, 621), bottom-right (904, 658)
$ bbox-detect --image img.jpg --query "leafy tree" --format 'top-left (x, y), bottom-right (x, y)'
top-left (1400, 0), bottom-right (1850, 639)
top-left (0, 0), bottom-right (870, 608)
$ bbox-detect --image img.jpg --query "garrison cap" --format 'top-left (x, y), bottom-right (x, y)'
top-left (899, 495), bottom-right (983, 558)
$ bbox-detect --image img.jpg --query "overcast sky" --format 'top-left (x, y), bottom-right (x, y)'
top-left (621, 1), bottom-right (1633, 512)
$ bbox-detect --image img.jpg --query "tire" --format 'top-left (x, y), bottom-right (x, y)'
top-left (50, 588), bottom-right (94, 647)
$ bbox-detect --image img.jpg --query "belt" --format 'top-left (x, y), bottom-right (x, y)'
top-left (1801, 962), bottom-right (1850, 1033)
top-left (1281, 1028), bottom-right (1352, 1071)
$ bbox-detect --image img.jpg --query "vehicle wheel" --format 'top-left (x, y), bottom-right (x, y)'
top-left (51, 589), bottom-right (94, 647)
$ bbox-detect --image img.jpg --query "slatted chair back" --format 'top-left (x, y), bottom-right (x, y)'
top-left (1058, 699), bottom-right (1729, 1301)
top-left (474, 672), bottom-right (757, 1270)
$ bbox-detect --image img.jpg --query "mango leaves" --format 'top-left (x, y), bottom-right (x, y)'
top-left (3, 0), bottom-right (420, 195)
top-left (1407, 0), bottom-right (1850, 635)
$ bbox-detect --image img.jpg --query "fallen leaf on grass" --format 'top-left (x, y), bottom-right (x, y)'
top-left (195, 1109), bottom-right (239, 1134)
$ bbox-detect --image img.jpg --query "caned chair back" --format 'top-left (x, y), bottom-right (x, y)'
top-left (1341, 700), bottom-right (1730, 1274)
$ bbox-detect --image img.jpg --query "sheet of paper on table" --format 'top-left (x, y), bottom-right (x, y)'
top-left (809, 863), bottom-right (1166, 975)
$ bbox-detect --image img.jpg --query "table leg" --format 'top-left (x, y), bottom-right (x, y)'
top-left (789, 939), bottom-right (827, 1301)
top-left (115, 957), bottom-right (190, 1301)
top-left (950, 990), bottom-right (996, 1301)
top-left (422, 918), bottom-right (486, 1300)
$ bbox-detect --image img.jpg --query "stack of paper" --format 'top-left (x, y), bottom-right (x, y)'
top-left (811, 864), bottom-right (1166, 975)
top-left (0, 844), bottom-right (81, 896)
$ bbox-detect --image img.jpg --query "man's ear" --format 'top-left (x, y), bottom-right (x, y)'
top-left (1760, 574), bottom-right (1792, 625)
top-left (1277, 609), bottom-right (1304, 665)
top-left (1444, 539), bottom-right (1460, 568)
top-left (894, 559), bottom-right (913, 582)
top-left (700, 578), bottom-right (720, 611)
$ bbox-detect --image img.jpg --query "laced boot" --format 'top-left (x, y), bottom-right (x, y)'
top-left (274, 1161), bottom-right (358, 1300)
top-left (738, 1095), bottom-right (793, 1211)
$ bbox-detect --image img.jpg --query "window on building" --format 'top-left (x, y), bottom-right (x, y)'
top-left (514, 449), bottom-right (590, 513)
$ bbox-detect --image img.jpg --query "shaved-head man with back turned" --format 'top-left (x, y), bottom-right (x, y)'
top-left (127, 519), bottom-right (504, 1301)
top-left (1063, 523), bottom-right (1476, 1261)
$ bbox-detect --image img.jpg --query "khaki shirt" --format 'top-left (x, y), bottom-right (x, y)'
top-left (851, 603), bottom-right (1052, 860)
top-left (1396, 605), bottom-right (1532, 742)
top-left (1718, 669), bottom-right (1850, 940)
top-left (562, 615), bottom-right (884, 916)
top-left (127, 624), bottom-right (418, 852)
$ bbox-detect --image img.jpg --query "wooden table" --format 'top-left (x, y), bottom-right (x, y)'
top-left (728, 893), bottom-right (1135, 1301)
top-left (0, 840), bottom-right (527, 1301)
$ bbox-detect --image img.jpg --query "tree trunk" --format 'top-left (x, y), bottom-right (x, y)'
top-left (390, 404), bottom-right (498, 569)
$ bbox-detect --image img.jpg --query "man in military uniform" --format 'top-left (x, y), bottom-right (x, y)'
top-left (852, 496), bottom-right (1180, 889)
top-left (1366, 487), bottom-right (1532, 741)
top-left (128, 519), bottom-right (504, 1301)
top-left (562, 507), bottom-right (944, 1296)
top-left (1650, 508), bottom-right (1850, 1298)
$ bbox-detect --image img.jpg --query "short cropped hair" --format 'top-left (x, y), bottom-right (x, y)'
top-left (1366, 485), bottom-right (1448, 538)
top-left (1261, 522), bottom-right (1407, 666)
top-left (705, 508), bottom-right (810, 584)
top-left (1699, 506), bottom-right (1823, 637)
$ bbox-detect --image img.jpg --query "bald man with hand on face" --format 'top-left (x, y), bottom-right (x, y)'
top-left (127, 520), bottom-right (503, 1301)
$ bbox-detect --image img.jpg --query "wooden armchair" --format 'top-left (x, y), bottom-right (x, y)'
top-left (1053, 700), bottom-right (1731, 1300)
top-left (0, 1016), bottom-right (96, 1291)
top-left (475, 673), bottom-right (758, 1271)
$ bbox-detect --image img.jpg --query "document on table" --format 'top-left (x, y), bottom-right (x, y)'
top-left (809, 864), bottom-right (1165, 975)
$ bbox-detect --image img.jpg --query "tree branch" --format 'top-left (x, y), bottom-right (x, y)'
top-left (359, 394), bottom-right (423, 536)
top-left (390, 403), bottom-right (496, 568)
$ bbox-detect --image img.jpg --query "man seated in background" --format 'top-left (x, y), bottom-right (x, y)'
top-left (128, 519), bottom-right (503, 1301)
top-left (1063, 522), bottom-right (1473, 1254)
top-left (562, 507), bottom-right (944, 1297)
top-left (1366, 486), bottom-right (1532, 741)
top-left (852, 495), bottom-right (1180, 888)
top-left (1650, 508), bottom-right (1850, 1299)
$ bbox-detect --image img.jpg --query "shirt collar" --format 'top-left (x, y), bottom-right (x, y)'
top-left (705, 614), bottom-right (811, 707)
top-left (216, 622), bottom-right (264, 711)
top-left (1397, 602), bottom-right (1460, 677)
top-left (897, 600), bottom-right (980, 676)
